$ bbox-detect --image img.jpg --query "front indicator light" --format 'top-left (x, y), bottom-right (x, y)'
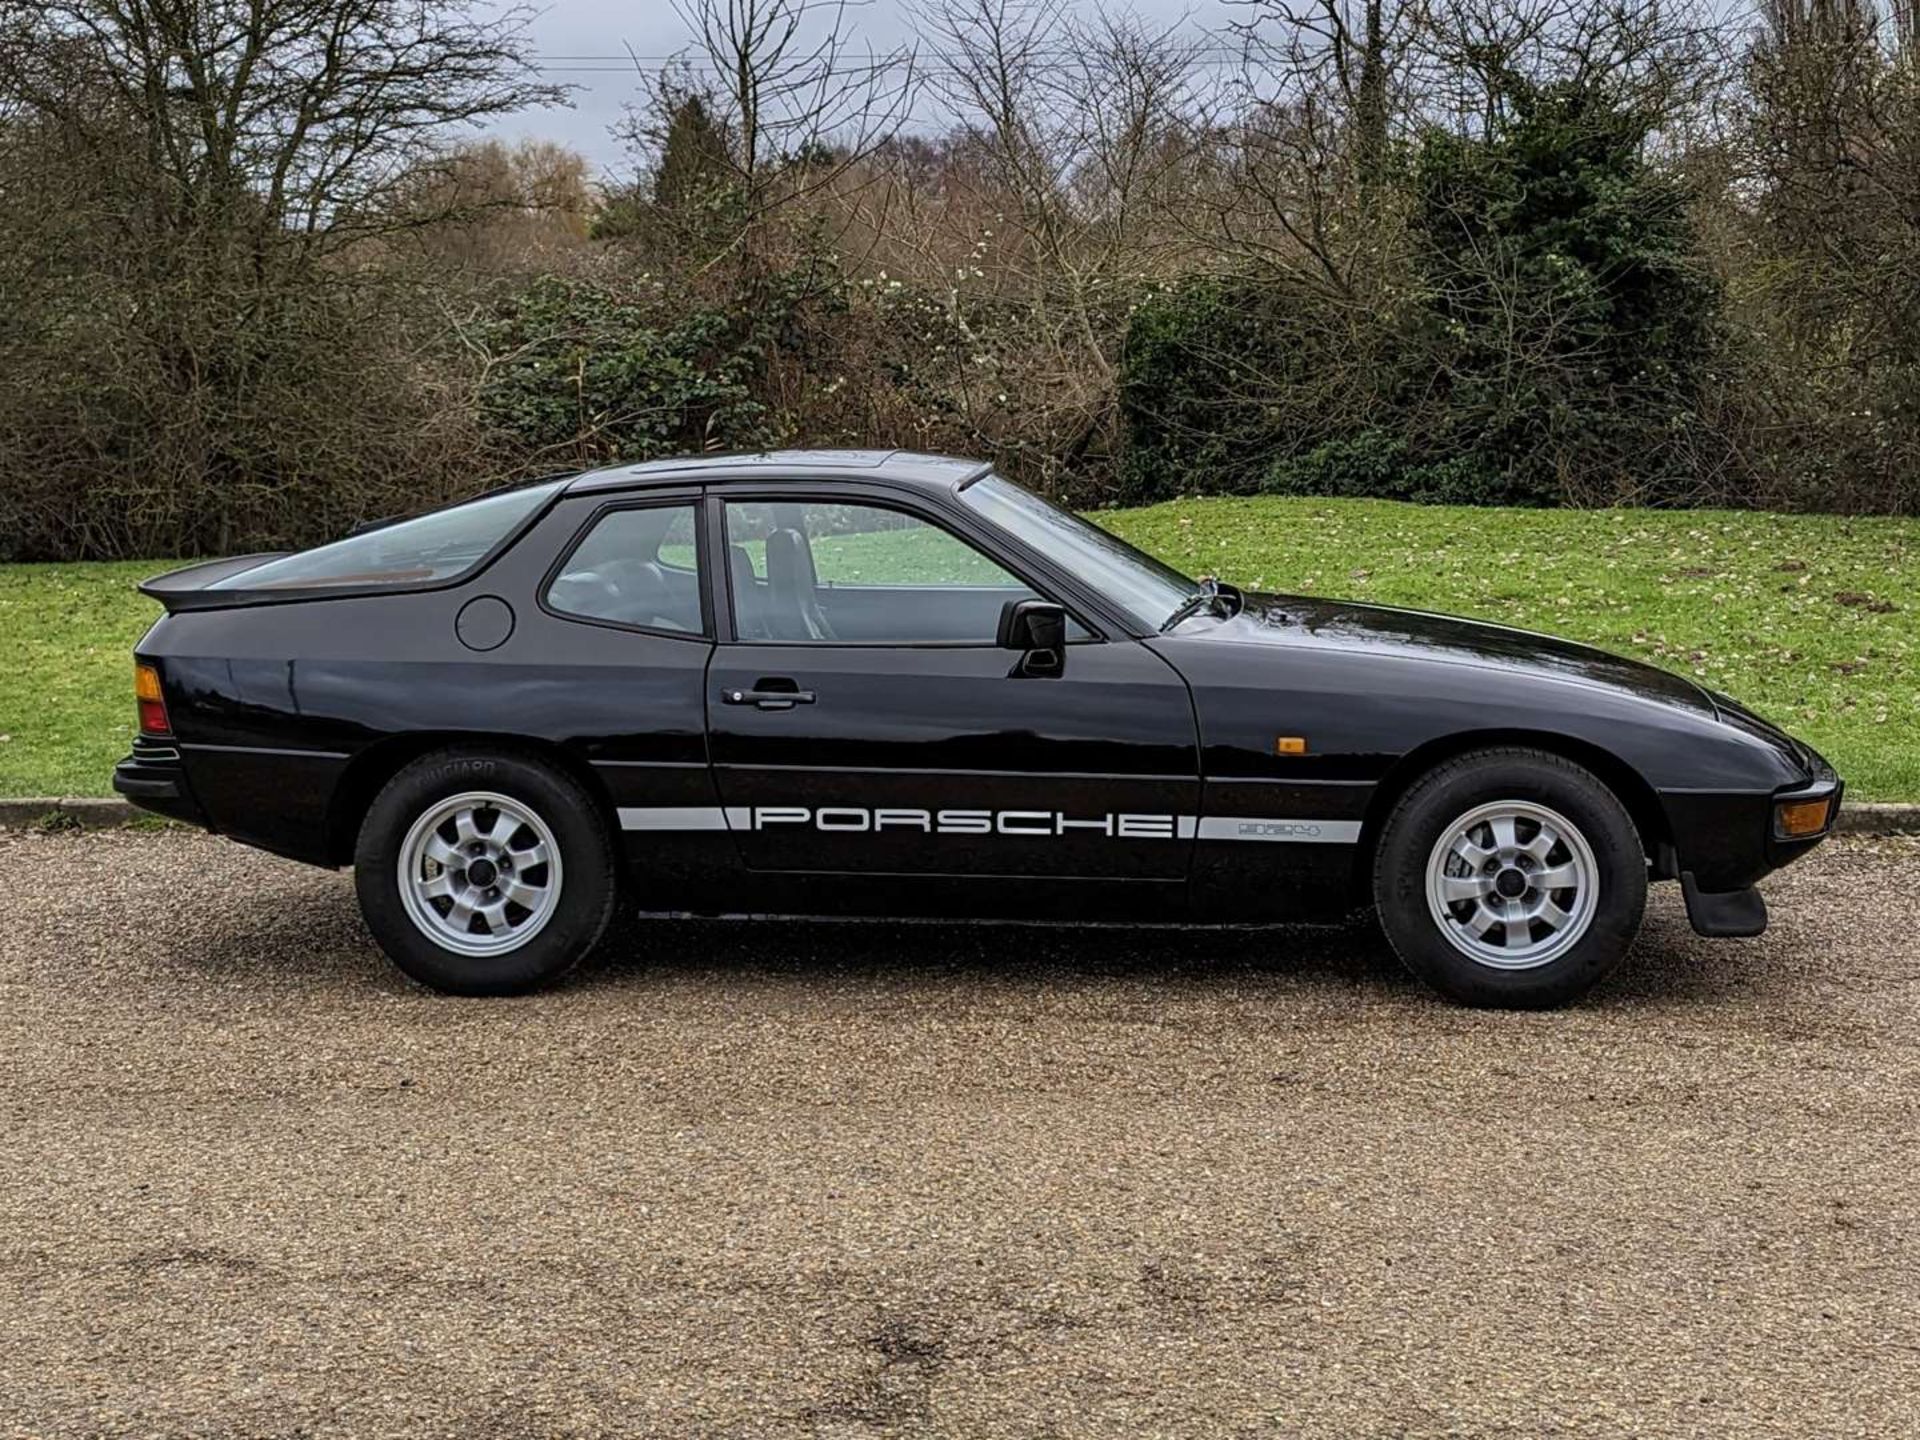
top-left (134, 662), bottom-right (171, 735)
top-left (1775, 796), bottom-right (1832, 839)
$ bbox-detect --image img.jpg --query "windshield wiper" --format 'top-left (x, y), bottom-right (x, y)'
top-left (1159, 576), bottom-right (1233, 632)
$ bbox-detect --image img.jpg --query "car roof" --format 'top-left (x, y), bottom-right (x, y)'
top-left (563, 449), bottom-right (993, 496)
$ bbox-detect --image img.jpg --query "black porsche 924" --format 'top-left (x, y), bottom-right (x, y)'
top-left (116, 450), bottom-right (1841, 1006)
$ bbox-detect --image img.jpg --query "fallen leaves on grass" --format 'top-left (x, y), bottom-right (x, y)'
top-left (1834, 592), bottom-right (1899, 613)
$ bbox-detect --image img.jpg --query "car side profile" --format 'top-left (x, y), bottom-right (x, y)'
top-left (116, 450), bottom-right (1842, 1006)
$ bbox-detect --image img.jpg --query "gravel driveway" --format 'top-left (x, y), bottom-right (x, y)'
top-left (3, 829), bottom-right (1917, 1439)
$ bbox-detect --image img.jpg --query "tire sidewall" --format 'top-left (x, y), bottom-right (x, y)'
top-left (1373, 752), bottom-right (1647, 1008)
top-left (354, 750), bottom-right (616, 996)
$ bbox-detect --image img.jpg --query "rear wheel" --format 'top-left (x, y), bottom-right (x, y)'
top-left (354, 749), bottom-right (617, 995)
top-left (1372, 748), bottom-right (1646, 1008)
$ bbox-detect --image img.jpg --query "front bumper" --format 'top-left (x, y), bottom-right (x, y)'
top-left (112, 738), bottom-right (210, 828)
top-left (1765, 769), bottom-right (1843, 867)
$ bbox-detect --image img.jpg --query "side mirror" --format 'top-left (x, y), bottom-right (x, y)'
top-left (997, 598), bottom-right (1067, 676)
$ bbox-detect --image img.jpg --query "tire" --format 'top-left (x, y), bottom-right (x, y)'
top-left (1371, 748), bottom-right (1646, 1009)
top-left (353, 748), bottom-right (618, 996)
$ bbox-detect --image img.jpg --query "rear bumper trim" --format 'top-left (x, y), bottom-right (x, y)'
top-left (111, 772), bottom-right (179, 799)
top-left (112, 750), bottom-right (210, 828)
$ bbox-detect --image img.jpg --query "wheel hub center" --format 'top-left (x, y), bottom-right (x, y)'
top-left (1494, 866), bottom-right (1528, 899)
top-left (466, 857), bottom-right (498, 887)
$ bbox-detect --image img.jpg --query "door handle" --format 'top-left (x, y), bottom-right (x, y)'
top-left (723, 684), bottom-right (816, 710)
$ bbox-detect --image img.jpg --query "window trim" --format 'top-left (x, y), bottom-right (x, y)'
top-left (712, 489), bottom-right (1098, 649)
top-left (537, 493), bottom-right (714, 642)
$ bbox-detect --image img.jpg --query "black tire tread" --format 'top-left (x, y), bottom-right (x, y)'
top-left (352, 746), bottom-right (618, 996)
top-left (1370, 746), bottom-right (1647, 1009)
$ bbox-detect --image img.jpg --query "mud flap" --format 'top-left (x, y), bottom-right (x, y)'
top-left (1680, 872), bottom-right (1768, 938)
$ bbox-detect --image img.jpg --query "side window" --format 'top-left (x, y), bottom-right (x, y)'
top-left (730, 502), bottom-right (1018, 588)
top-left (547, 503), bottom-right (705, 636)
top-left (723, 499), bottom-right (1085, 644)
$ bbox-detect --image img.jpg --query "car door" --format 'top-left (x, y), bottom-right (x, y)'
top-left (703, 487), bottom-right (1200, 883)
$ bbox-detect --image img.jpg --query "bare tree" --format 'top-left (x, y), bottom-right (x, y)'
top-left (392, 139), bottom-right (598, 274)
top-left (1233, 0), bottom-right (1723, 155)
top-left (0, 0), bottom-right (563, 257)
top-left (0, 0), bottom-right (562, 557)
top-left (903, 0), bottom-right (1204, 472)
top-left (646, 0), bottom-right (917, 267)
top-left (1235, 0), bottom-right (1413, 186)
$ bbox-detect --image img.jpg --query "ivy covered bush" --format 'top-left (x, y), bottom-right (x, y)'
top-left (1407, 80), bottom-right (1723, 507)
top-left (1115, 80), bottom-right (1723, 510)
top-left (1116, 276), bottom-right (1406, 504)
top-left (1262, 433), bottom-right (1500, 505)
top-left (475, 275), bottom-right (783, 467)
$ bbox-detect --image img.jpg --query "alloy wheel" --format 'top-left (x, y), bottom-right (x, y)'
top-left (1423, 800), bottom-right (1599, 970)
top-left (396, 790), bottom-right (563, 957)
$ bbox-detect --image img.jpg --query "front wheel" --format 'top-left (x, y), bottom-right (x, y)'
top-left (354, 749), bottom-right (618, 995)
top-left (1372, 748), bottom-right (1647, 1008)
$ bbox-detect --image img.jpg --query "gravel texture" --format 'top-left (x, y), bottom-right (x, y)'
top-left (3, 830), bottom-right (1917, 1439)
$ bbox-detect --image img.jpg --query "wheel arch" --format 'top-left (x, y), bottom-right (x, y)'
top-left (324, 732), bottom-right (618, 866)
top-left (1356, 729), bottom-right (1673, 881)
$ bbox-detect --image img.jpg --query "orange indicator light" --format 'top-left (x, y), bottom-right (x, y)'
top-left (1774, 796), bottom-right (1832, 839)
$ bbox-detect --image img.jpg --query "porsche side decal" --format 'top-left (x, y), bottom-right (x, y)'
top-left (615, 806), bottom-right (1362, 844)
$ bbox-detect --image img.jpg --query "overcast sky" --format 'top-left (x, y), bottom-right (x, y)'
top-left (487, 0), bottom-right (1245, 175)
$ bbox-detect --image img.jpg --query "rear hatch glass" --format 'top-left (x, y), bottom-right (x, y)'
top-left (210, 481), bottom-right (564, 591)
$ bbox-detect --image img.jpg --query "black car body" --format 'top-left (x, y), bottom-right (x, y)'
top-left (117, 450), bottom-right (1841, 1004)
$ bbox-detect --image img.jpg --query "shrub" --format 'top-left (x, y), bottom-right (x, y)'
top-left (473, 274), bottom-right (785, 467)
top-left (1407, 80), bottom-right (1723, 506)
top-left (0, 254), bottom-right (479, 561)
top-left (1261, 433), bottom-right (1508, 505)
top-left (1117, 277), bottom-right (1402, 505)
top-left (1116, 82), bottom-right (1724, 511)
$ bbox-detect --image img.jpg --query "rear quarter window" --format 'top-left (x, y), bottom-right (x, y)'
top-left (210, 481), bottom-right (564, 591)
top-left (545, 503), bottom-right (706, 636)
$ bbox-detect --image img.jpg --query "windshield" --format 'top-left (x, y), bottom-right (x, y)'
top-left (959, 474), bottom-right (1197, 631)
top-left (211, 481), bottom-right (564, 590)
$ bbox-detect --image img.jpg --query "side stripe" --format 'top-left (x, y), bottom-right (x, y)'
top-left (615, 805), bottom-right (735, 831)
top-left (614, 806), bottom-right (1361, 843)
top-left (1196, 817), bottom-right (1363, 844)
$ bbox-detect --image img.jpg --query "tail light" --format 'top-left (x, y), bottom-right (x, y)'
top-left (134, 662), bottom-right (171, 735)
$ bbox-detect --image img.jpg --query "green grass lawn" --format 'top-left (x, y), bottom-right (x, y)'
top-left (0, 560), bottom-right (168, 798)
top-left (3, 497), bottom-right (1915, 799)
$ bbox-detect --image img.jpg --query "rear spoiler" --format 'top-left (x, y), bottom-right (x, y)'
top-left (138, 554), bottom-right (287, 613)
